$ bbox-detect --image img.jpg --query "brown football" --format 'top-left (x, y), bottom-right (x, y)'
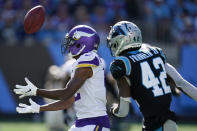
top-left (24, 5), bottom-right (45, 34)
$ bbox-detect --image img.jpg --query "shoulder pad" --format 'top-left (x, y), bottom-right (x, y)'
top-left (110, 56), bottom-right (131, 79)
top-left (156, 47), bottom-right (166, 63)
top-left (110, 60), bottom-right (126, 79)
top-left (77, 52), bottom-right (100, 68)
top-left (115, 56), bottom-right (131, 76)
top-left (146, 45), bottom-right (167, 63)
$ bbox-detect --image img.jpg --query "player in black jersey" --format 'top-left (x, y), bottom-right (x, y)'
top-left (107, 21), bottom-right (197, 131)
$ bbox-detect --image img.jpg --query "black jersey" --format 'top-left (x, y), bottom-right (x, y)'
top-left (110, 44), bottom-right (176, 130)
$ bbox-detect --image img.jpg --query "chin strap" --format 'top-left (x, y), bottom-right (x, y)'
top-left (72, 45), bottom-right (86, 57)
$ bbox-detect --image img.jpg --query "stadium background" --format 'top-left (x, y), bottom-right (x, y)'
top-left (0, 0), bottom-right (197, 131)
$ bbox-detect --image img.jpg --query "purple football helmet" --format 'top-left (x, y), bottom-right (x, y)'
top-left (61, 25), bottom-right (100, 56)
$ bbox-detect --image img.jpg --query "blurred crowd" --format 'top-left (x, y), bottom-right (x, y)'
top-left (1, 0), bottom-right (197, 46)
top-left (144, 0), bottom-right (197, 45)
top-left (0, 0), bottom-right (129, 45)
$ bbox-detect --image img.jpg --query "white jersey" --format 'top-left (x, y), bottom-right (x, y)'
top-left (71, 51), bottom-right (107, 119)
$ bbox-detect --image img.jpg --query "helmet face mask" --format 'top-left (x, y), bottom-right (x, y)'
top-left (61, 35), bottom-right (75, 55)
top-left (107, 34), bottom-right (124, 56)
top-left (61, 25), bottom-right (100, 56)
top-left (107, 21), bottom-right (142, 56)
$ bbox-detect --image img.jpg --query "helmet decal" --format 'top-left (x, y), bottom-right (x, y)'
top-left (73, 31), bottom-right (95, 40)
top-left (112, 26), bottom-right (125, 38)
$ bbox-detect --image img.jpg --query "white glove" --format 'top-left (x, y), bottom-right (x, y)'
top-left (14, 77), bottom-right (37, 99)
top-left (16, 98), bottom-right (40, 114)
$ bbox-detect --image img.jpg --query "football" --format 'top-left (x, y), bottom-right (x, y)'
top-left (24, 5), bottom-right (45, 34)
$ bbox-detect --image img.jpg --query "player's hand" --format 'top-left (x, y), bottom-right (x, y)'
top-left (14, 77), bottom-right (37, 99)
top-left (16, 98), bottom-right (40, 114)
top-left (111, 103), bottom-right (118, 114)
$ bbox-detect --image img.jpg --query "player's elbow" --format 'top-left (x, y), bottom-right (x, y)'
top-left (58, 94), bottom-right (70, 100)
top-left (175, 78), bottom-right (186, 88)
top-left (62, 96), bottom-right (75, 109)
top-left (57, 90), bottom-right (71, 100)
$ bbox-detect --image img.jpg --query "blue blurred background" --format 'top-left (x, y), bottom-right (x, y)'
top-left (0, 0), bottom-right (197, 128)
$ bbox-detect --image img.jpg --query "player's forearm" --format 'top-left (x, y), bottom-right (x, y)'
top-left (165, 63), bottom-right (197, 101)
top-left (176, 79), bottom-right (197, 101)
top-left (37, 67), bottom-right (90, 100)
top-left (37, 76), bottom-right (86, 100)
top-left (37, 88), bottom-right (67, 100)
top-left (40, 96), bottom-right (74, 112)
top-left (112, 77), bottom-right (131, 117)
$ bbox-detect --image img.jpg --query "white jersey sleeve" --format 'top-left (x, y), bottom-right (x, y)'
top-left (165, 63), bottom-right (197, 101)
top-left (76, 51), bottom-right (100, 68)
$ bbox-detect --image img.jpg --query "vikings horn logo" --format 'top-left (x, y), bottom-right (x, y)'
top-left (73, 31), bottom-right (95, 40)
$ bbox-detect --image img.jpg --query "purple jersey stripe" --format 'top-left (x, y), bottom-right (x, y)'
top-left (75, 93), bottom-right (81, 101)
top-left (75, 115), bottom-right (110, 128)
top-left (78, 56), bottom-right (99, 66)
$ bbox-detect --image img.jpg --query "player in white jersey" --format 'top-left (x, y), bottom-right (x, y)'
top-left (13, 25), bottom-right (110, 131)
top-left (72, 51), bottom-right (106, 119)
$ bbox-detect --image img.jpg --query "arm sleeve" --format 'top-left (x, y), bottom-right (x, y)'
top-left (165, 63), bottom-right (197, 101)
top-left (113, 97), bottom-right (130, 117)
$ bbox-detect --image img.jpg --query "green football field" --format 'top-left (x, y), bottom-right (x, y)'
top-left (0, 122), bottom-right (197, 131)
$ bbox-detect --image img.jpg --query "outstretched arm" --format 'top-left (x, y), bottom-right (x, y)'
top-left (165, 63), bottom-right (197, 101)
top-left (14, 67), bottom-right (93, 100)
top-left (16, 96), bottom-right (74, 114)
top-left (37, 67), bottom-right (92, 100)
top-left (40, 96), bottom-right (74, 111)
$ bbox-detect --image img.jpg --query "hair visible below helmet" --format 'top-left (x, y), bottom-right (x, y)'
top-left (61, 25), bottom-right (100, 56)
top-left (107, 21), bottom-right (142, 56)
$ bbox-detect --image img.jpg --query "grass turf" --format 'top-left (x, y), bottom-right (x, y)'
top-left (0, 122), bottom-right (197, 131)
